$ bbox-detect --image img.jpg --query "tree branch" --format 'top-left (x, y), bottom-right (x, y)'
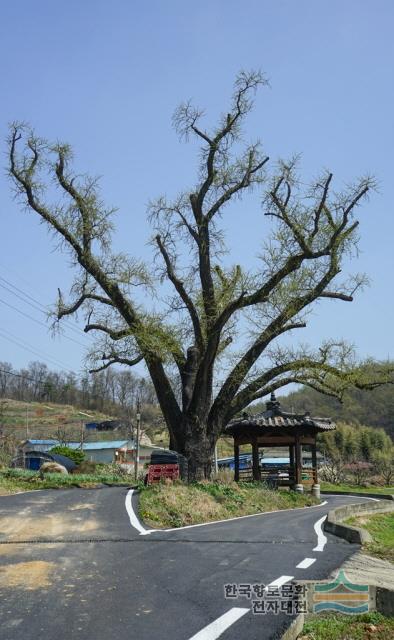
top-left (155, 235), bottom-right (203, 349)
top-left (319, 291), bottom-right (353, 302)
top-left (206, 155), bottom-right (269, 222)
top-left (89, 354), bottom-right (143, 373)
top-left (57, 291), bottom-right (113, 320)
top-left (210, 255), bottom-right (340, 423)
top-left (83, 324), bottom-right (132, 340)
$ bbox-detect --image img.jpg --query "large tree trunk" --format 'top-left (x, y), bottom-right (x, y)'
top-left (175, 415), bottom-right (217, 481)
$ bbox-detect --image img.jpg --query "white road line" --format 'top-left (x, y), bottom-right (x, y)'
top-left (161, 500), bottom-right (328, 533)
top-left (125, 489), bottom-right (153, 536)
top-left (125, 489), bottom-right (328, 536)
top-left (188, 607), bottom-right (249, 640)
top-left (296, 557), bottom-right (316, 569)
top-left (323, 494), bottom-right (380, 502)
top-left (313, 515), bottom-right (327, 552)
top-left (265, 575), bottom-right (294, 590)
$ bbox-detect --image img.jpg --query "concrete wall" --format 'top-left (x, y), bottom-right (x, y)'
top-left (324, 500), bottom-right (394, 544)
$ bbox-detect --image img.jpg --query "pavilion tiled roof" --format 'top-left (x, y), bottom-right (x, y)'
top-left (225, 393), bottom-right (335, 434)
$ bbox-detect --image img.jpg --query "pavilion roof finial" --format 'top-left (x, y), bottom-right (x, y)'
top-left (266, 391), bottom-right (280, 414)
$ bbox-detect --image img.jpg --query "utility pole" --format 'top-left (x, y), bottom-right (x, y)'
top-left (25, 404), bottom-right (29, 439)
top-left (134, 398), bottom-right (141, 482)
top-left (80, 420), bottom-right (84, 450)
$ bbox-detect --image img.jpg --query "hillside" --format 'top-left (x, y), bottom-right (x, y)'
top-left (0, 399), bottom-right (121, 442)
top-left (277, 384), bottom-right (394, 439)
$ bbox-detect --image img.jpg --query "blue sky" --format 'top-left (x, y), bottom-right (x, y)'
top-left (0, 0), bottom-right (393, 378)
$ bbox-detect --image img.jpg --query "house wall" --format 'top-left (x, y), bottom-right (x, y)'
top-left (85, 449), bottom-right (117, 463)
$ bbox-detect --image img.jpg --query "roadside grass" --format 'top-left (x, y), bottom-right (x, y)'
top-left (138, 480), bottom-right (319, 528)
top-left (0, 468), bottom-right (133, 494)
top-left (345, 511), bottom-right (394, 563)
top-left (321, 482), bottom-right (394, 496)
top-left (301, 612), bottom-right (394, 640)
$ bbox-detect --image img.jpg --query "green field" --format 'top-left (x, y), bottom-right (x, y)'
top-left (321, 482), bottom-right (394, 496)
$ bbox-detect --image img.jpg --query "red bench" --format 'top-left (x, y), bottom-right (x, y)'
top-left (147, 463), bottom-right (180, 484)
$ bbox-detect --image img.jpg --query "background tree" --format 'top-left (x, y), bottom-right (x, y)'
top-left (8, 71), bottom-right (391, 480)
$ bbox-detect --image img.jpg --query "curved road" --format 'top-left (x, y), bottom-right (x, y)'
top-left (0, 488), bottom-right (375, 640)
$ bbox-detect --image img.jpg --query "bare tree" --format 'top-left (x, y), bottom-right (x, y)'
top-left (8, 71), bottom-right (391, 480)
top-left (0, 363), bottom-right (13, 397)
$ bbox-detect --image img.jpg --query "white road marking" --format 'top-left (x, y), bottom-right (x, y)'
top-left (125, 489), bottom-right (328, 536)
top-left (125, 489), bottom-right (153, 536)
top-left (313, 515), bottom-right (327, 551)
top-left (161, 500), bottom-right (328, 533)
top-left (296, 557), bottom-right (316, 569)
top-left (323, 494), bottom-right (380, 502)
top-left (188, 607), bottom-right (249, 640)
top-left (265, 575), bottom-right (294, 590)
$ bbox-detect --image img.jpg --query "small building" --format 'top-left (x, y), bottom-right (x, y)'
top-left (20, 451), bottom-right (77, 472)
top-left (19, 439), bottom-right (60, 454)
top-left (82, 440), bottom-right (130, 463)
top-left (225, 393), bottom-right (335, 491)
top-left (18, 438), bottom-right (171, 468)
top-left (19, 439), bottom-right (133, 465)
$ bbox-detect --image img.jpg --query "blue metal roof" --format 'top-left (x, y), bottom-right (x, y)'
top-left (26, 439), bottom-right (129, 450)
top-left (26, 439), bottom-right (59, 445)
top-left (83, 441), bottom-right (128, 450)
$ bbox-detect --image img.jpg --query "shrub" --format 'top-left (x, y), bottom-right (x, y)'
top-left (373, 451), bottom-right (394, 486)
top-left (71, 460), bottom-right (98, 474)
top-left (343, 461), bottom-right (373, 486)
top-left (49, 446), bottom-right (85, 465)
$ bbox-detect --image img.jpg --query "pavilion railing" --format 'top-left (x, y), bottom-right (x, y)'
top-left (237, 466), bottom-right (317, 486)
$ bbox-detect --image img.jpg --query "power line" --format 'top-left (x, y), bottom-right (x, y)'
top-left (0, 275), bottom-right (90, 339)
top-left (0, 367), bottom-right (53, 385)
top-left (0, 326), bottom-right (76, 372)
top-left (0, 296), bottom-right (88, 349)
top-left (0, 279), bottom-right (51, 317)
top-left (0, 328), bottom-right (75, 372)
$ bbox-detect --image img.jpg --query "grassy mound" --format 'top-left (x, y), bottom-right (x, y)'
top-left (0, 468), bottom-right (132, 494)
top-left (139, 480), bottom-right (319, 528)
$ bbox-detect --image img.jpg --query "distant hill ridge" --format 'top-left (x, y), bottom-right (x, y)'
top-left (276, 384), bottom-right (394, 440)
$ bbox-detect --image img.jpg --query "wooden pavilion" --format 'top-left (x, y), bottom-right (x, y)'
top-left (225, 393), bottom-right (335, 491)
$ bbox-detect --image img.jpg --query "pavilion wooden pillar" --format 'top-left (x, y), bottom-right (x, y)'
top-left (295, 432), bottom-right (302, 486)
top-left (289, 444), bottom-right (295, 486)
top-left (311, 438), bottom-right (318, 484)
top-left (234, 442), bottom-right (240, 482)
top-left (252, 439), bottom-right (261, 481)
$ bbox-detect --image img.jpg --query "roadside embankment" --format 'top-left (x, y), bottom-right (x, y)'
top-left (138, 481), bottom-right (319, 528)
top-left (324, 499), bottom-right (394, 545)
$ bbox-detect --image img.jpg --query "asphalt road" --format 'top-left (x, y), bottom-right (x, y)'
top-left (0, 487), bottom-right (375, 640)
